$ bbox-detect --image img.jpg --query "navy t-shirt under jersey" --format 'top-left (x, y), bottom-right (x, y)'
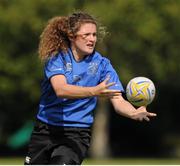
top-left (37, 49), bottom-right (124, 127)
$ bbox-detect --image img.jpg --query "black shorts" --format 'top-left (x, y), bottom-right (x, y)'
top-left (24, 119), bottom-right (91, 165)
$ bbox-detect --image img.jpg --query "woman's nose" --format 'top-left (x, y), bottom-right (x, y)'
top-left (89, 34), bottom-right (96, 41)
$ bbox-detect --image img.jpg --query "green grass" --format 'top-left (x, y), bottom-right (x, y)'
top-left (0, 157), bottom-right (24, 165)
top-left (83, 158), bottom-right (180, 165)
top-left (0, 157), bottom-right (180, 165)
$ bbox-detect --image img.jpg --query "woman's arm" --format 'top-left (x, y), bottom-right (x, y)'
top-left (50, 75), bottom-right (121, 99)
top-left (110, 95), bottom-right (157, 121)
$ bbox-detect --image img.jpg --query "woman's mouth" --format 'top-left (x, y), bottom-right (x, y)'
top-left (86, 43), bottom-right (94, 49)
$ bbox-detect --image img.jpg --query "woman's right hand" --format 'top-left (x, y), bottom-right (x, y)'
top-left (94, 77), bottom-right (121, 98)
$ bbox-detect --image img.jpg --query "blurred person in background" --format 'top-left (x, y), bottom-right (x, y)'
top-left (24, 11), bottom-right (156, 165)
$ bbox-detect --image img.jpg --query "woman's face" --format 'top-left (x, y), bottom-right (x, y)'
top-left (71, 23), bottom-right (97, 57)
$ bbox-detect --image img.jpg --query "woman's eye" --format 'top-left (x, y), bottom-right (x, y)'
top-left (83, 34), bottom-right (89, 38)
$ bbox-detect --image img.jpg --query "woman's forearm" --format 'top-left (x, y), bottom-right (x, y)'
top-left (111, 96), bottom-right (136, 119)
top-left (55, 84), bottom-right (96, 98)
top-left (110, 95), bottom-right (157, 121)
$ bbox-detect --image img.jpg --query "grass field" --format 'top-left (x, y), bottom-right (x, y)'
top-left (0, 157), bottom-right (180, 165)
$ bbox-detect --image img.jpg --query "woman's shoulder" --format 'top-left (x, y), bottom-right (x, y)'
top-left (47, 50), bottom-right (69, 61)
top-left (94, 51), bottom-right (110, 63)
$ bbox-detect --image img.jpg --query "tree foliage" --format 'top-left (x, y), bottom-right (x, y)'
top-left (84, 0), bottom-right (180, 85)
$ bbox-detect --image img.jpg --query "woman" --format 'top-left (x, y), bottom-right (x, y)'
top-left (25, 12), bottom-right (156, 165)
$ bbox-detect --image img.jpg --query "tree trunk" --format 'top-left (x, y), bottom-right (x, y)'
top-left (89, 98), bottom-right (111, 158)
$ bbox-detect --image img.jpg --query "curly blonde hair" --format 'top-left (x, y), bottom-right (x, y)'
top-left (38, 12), bottom-right (106, 61)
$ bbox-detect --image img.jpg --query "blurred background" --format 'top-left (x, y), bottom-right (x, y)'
top-left (0, 0), bottom-right (180, 164)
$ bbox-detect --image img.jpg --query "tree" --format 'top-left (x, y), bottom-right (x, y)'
top-left (0, 0), bottom-right (80, 143)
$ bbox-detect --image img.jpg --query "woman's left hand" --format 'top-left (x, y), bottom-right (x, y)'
top-left (131, 106), bottom-right (157, 122)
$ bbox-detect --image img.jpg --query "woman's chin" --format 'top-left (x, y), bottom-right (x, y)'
top-left (85, 48), bottom-right (94, 55)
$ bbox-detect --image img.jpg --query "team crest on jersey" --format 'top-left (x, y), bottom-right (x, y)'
top-left (87, 62), bottom-right (98, 75)
top-left (66, 63), bottom-right (72, 72)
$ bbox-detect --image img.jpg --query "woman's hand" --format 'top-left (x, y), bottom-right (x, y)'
top-left (131, 106), bottom-right (157, 122)
top-left (94, 76), bottom-right (121, 98)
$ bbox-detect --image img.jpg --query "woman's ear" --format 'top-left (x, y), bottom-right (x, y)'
top-left (68, 32), bottom-right (76, 42)
top-left (69, 36), bottom-right (74, 42)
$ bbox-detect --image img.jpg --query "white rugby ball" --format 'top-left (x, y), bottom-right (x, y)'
top-left (126, 77), bottom-right (156, 106)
